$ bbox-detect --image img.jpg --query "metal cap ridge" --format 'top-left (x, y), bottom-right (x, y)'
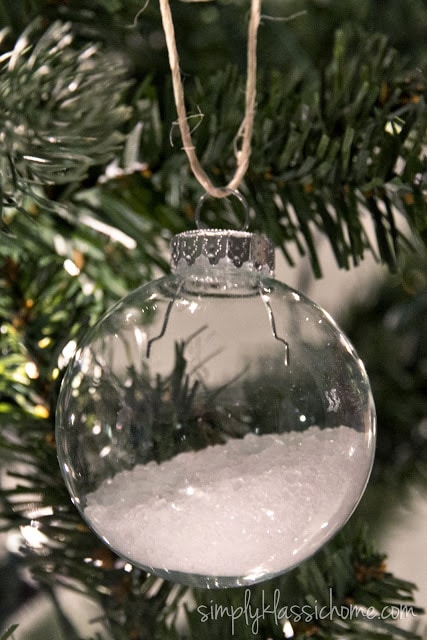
top-left (170, 229), bottom-right (275, 275)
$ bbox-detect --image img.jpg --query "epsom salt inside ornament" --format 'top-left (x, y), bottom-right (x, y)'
top-left (56, 194), bottom-right (376, 588)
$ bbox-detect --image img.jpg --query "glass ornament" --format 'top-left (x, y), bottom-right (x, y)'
top-left (56, 200), bottom-right (376, 589)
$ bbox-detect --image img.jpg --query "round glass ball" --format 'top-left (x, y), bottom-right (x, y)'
top-left (56, 230), bottom-right (376, 589)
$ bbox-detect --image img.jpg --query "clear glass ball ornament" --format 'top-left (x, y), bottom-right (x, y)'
top-left (56, 207), bottom-right (376, 589)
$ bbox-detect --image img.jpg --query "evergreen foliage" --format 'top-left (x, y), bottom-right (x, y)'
top-left (343, 253), bottom-right (427, 533)
top-left (0, 1), bottom-right (426, 638)
top-left (0, 20), bottom-right (131, 214)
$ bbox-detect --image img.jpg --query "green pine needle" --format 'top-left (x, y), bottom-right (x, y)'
top-left (0, 626), bottom-right (19, 640)
top-left (0, 20), bottom-right (131, 212)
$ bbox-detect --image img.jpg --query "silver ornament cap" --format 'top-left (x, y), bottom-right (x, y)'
top-left (171, 229), bottom-right (275, 275)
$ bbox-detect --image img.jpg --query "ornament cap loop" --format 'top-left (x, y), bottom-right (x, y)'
top-left (195, 189), bottom-right (250, 231)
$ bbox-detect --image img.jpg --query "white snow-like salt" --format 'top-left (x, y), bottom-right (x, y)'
top-left (85, 425), bottom-right (369, 579)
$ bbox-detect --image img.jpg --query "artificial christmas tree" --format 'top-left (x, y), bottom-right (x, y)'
top-left (0, 1), bottom-right (426, 638)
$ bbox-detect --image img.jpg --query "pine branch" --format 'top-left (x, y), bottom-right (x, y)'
top-left (50, 25), bottom-right (424, 278)
top-left (0, 20), bottom-right (131, 214)
top-left (182, 525), bottom-right (424, 640)
top-left (1, 20), bottom-right (425, 277)
top-left (342, 251), bottom-right (427, 532)
top-left (150, 26), bottom-right (426, 275)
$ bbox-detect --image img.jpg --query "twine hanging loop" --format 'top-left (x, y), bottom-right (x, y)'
top-left (159, 0), bottom-right (261, 198)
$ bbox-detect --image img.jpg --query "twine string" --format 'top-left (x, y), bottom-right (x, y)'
top-left (159, 0), bottom-right (261, 198)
